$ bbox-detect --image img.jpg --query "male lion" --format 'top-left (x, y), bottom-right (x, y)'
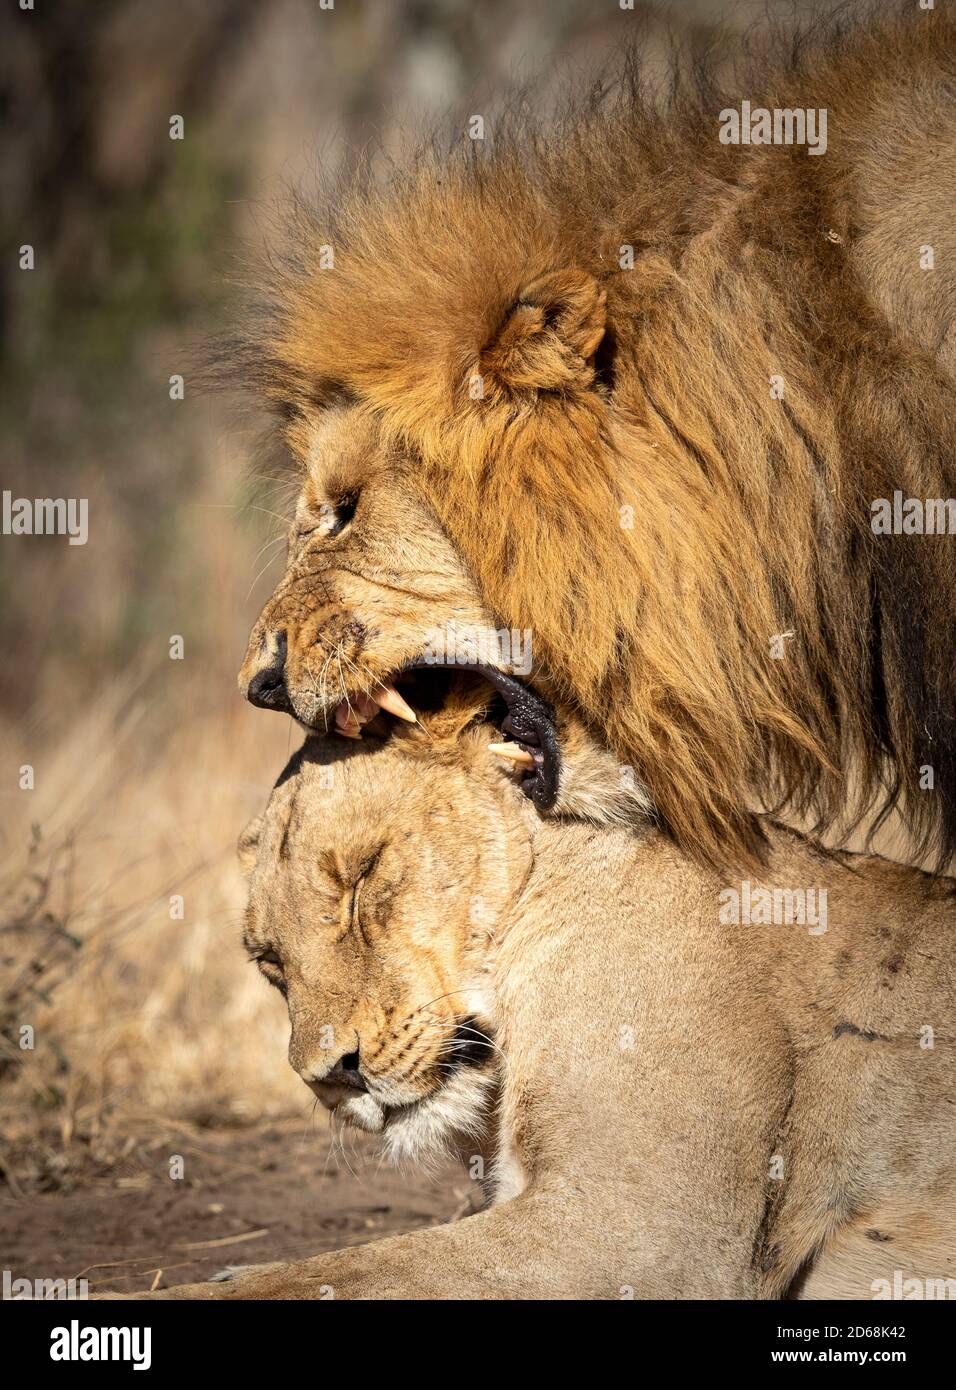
top-left (132, 698), bottom-right (956, 1300)
top-left (237, 6), bottom-right (956, 872)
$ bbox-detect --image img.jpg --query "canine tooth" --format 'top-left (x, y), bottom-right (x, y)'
top-left (374, 682), bottom-right (417, 723)
top-left (487, 742), bottom-right (536, 768)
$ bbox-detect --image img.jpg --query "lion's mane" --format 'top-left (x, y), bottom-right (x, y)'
top-left (233, 4), bottom-right (956, 870)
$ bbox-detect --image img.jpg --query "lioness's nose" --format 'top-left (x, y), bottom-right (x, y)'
top-left (244, 631), bottom-right (290, 713)
top-left (298, 1047), bottom-right (367, 1092)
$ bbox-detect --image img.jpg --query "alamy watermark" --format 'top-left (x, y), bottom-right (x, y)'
top-left (871, 491), bottom-right (956, 535)
top-left (719, 880), bottom-right (827, 935)
top-left (422, 623), bottom-right (533, 677)
top-left (2, 490), bottom-right (88, 545)
top-left (50, 1320), bottom-right (151, 1369)
top-left (3, 1268), bottom-right (89, 1300)
top-left (872, 1270), bottom-right (956, 1300)
top-left (718, 102), bottom-right (828, 156)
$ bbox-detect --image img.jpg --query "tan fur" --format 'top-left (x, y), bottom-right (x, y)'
top-left (240, 409), bottom-right (504, 727)
top-left (131, 715), bottom-right (956, 1300)
top-left (235, 6), bottom-right (956, 871)
top-left (238, 409), bottom-right (655, 813)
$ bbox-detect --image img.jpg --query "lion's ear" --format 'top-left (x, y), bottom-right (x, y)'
top-left (237, 815), bottom-right (264, 875)
top-left (479, 268), bottom-right (606, 393)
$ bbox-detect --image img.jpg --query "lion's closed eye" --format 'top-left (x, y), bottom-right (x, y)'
top-left (299, 494), bottom-right (358, 541)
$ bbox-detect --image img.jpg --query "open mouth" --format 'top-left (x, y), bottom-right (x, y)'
top-left (339, 662), bottom-right (560, 811)
top-left (248, 648), bottom-right (561, 810)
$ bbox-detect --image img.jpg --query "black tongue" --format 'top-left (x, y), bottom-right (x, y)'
top-left (406, 661), bottom-right (560, 810)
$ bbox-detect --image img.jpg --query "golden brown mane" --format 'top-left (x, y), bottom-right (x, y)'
top-left (231, 4), bottom-right (956, 871)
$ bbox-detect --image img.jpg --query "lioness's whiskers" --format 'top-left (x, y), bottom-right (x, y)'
top-left (413, 988), bottom-right (469, 1015)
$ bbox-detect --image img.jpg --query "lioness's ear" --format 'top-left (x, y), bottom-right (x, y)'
top-left (237, 815), bottom-right (264, 875)
top-left (479, 268), bottom-right (606, 393)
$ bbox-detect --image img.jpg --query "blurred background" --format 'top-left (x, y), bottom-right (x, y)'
top-left (0, 0), bottom-right (824, 1290)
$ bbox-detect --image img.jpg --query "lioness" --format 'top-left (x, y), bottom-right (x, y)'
top-left (142, 700), bottom-right (956, 1300)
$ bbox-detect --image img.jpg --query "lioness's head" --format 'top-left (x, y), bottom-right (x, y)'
top-left (240, 721), bottom-right (528, 1165)
top-left (240, 691), bottom-right (651, 1165)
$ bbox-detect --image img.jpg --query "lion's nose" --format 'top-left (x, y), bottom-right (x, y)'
top-left (245, 631), bottom-right (291, 713)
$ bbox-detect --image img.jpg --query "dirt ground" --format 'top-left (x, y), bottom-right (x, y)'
top-left (0, 1118), bottom-right (467, 1296)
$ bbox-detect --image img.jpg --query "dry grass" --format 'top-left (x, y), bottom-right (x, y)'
top-left (0, 687), bottom-right (307, 1193)
top-left (0, 427), bottom-right (309, 1194)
